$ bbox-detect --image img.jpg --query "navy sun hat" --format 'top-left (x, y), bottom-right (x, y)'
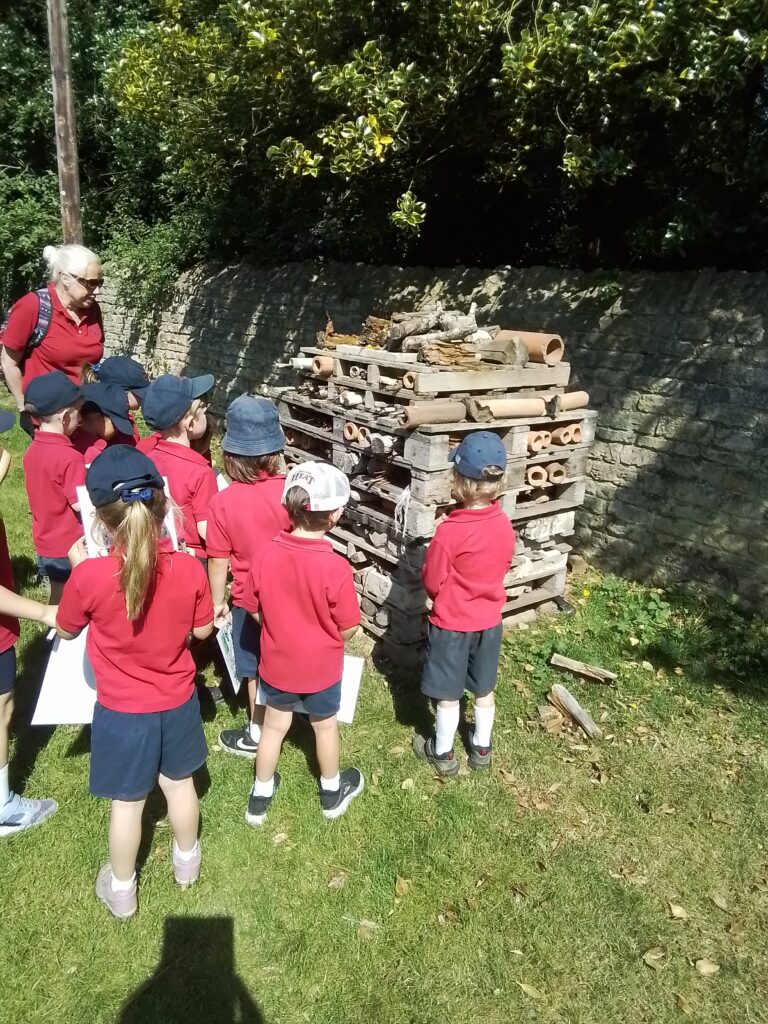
top-left (24, 370), bottom-right (82, 415)
top-left (97, 356), bottom-right (150, 397)
top-left (223, 395), bottom-right (285, 457)
top-left (142, 373), bottom-right (214, 431)
top-left (81, 382), bottom-right (134, 437)
top-left (449, 430), bottom-right (507, 480)
top-left (86, 445), bottom-right (164, 509)
top-left (0, 411), bottom-right (16, 433)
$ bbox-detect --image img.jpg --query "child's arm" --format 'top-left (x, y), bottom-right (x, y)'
top-left (191, 559), bottom-right (215, 640)
top-left (61, 454), bottom-right (86, 516)
top-left (0, 585), bottom-right (57, 629)
top-left (421, 536), bottom-right (452, 600)
top-left (328, 562), bottom-right (361, 641)
top-left (207, 557), bottom-right (230, 621)
top-left (192, 469), bottom-right (218, 548)
top-left (340, 625), bottom-right (359, 642)
top-left (196, 520), bottom-right (207, 542)
top-left (54, 572), bottom-right (89, 640)
top-left (192, 619), bottom-right (214, 641)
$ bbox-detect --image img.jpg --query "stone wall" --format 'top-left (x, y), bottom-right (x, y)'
top-left (100, 262), bottom-right (768, 604)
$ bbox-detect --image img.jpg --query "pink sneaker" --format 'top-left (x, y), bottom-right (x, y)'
top-left (172, 840), bottom-right (201, 888)
top-left (95, 864), bottom-right (137, 920)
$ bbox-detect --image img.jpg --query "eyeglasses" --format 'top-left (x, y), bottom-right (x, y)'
top-left (68, 274), bottom-right (104, 291)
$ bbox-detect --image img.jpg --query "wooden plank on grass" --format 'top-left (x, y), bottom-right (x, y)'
top-left (548, 684), bottom-right (603, 739)
top-left (550, 653), bottom-right (617, 684)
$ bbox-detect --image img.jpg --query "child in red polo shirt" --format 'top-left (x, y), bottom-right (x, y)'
top-left (208, 396), bottom-right (290, 758)
top-left (413, 431), bottom-right (515, 776)
top-left (22, 370), bottom-right (85, 602)
top-left (137, 374), bottom-right (217, 559)
top-left (56, 446), bottom-right (214, 919)
top-left (241, 462), bottom-right (363, 825)
top-left (72, 382), bottom-right (138, 464)
top-left (95, 355), bottom-right (150, 445)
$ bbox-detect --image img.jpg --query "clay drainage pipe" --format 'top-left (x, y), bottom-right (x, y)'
top-left (402, 371), bottom-right (417, 390)
top-left (343, 421), bottom-right (360, 443)
top-left (570, 423), bottom-right (583, 443)
top-left (356, 425), bottom-right (372, 448)
top-left (399, 401), bottom-right (467, 428)
top-left (551, 425), bottom-right (573, 446)
top-left (547, 462), bottom-right (567, 484)
top-left (468, 396), bottom-right (546, 422)
top-left (527, 431), bottom-right (547, 453)
top-left (526, 465), bottom-right (549, 487)
top-left (312, 355), bottom-right (334, 377)
top-left (554, 390), bottom-right (589, 414)
top-left (504, 330), bottom-right (565, 366)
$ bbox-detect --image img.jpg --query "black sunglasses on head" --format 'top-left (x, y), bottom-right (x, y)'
top-left (69, 273), bottom-right (104, 290)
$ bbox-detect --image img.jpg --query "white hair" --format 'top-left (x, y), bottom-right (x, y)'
top-left (43, 244), bottom-right (101, 280)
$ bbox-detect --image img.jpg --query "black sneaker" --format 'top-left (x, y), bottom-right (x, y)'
top-left (412, 734), bottom-right (460, 777)
top-left (468, 737), bottom-right (492, 771)
top-left (219, 724), bottom-right (258, 759)
top-left (245, 772), bottom-right (280, 828)
top-left (320, 768), bottom-right (364, 820)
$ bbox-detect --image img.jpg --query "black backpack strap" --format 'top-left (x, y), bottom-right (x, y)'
top-left (29, 288), bottom-right (53, 352)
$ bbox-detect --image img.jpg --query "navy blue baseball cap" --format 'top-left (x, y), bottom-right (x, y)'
top-left (86, 445), bottom-right (164, 508)
top-left (81, 382), bottom-right (134, 437)
top-left (0, 411), bottom-right (15, 433)
top-left (97, 356), bottom-right (150, 397)
top-left (142, 373), bottom-right (214, 431)
top-left (449, 430), bottom-right (507, 479)
top-left (24, 370), bottom-right (82, 415)
top-left (223, 395), bottom-right (285, 457)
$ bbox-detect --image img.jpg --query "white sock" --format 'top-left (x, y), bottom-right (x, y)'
top-left (320, 773), bottom-right (340, 792)
top-left (252, 776), bottom-right (274, 798)
top-left (435, 703), bottom-right (460, 755)
top-left (0, 763), bottom-right (9, 806)
top-left (473, 704), bottom-right (496, 748)
top-left (111, 872), bottom-right (136, 892)
top-left (248, 720), bottom-right (262, 743)
top-left (173, 839), bottom-right (199, 862)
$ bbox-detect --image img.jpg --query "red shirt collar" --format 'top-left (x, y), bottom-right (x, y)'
top-left (148, 435), bottom-right (210, 467)
top-left (34, 431), bottom-right (74, 448)
top-left (446, 502), bottom-right (503, 522)
top-left (273, 529), bottom-right (329, 552)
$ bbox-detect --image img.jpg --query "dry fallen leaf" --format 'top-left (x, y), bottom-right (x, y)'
top-left (694, 958), bottom-right (720, 977)
top-left (523, 663), bottom-right (535, 673)
top-left (658, 803), bottom-right (676, 816)
top-left (669, 902), bottom-right (688, 921)
top-left (389, 746), bottom-right (405, 757)
top-left (328, 872), bottom-right (347, 891)
top-left (726, 921), bottom-right (745, 938)
top-left (674, 993), bottom-right (694, 1015)
top-left (514, 679), bottom-right (532, 698)
top-left (400, 778), bottom-right (414, 792)
top-left (371, 771), bottom-right (380, 787)
top-left (641, 660), bottom-right (654, 671)
top-left (357, 919), bottom-right (380, 941)
top-left (395, 876), bottom-right (410, 898)
top-left (674, 666), bottom-right (684, 676)
top-left (499, 769), bottom-right (517, 786)
top-left (642, 947), bottom-right (666, 970)
top-left (629, 636), bottom-right (640, 647)
top-left (710, 894), bottom-right (729, 912)
top-left (272, 832), bottom-right (289, 846)
top-left (152, 845), bottom-right (166, 860)
top-left (516, 982), bottom-right (544, 1000)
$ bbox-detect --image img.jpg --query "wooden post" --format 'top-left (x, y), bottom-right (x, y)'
top-left (46, 0), bottom-right (82, 244)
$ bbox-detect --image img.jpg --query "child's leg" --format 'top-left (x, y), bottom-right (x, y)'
top-left (434, 700), bottom-right (461, 755)
top-left (254, 704), bottom-right (292, 786)
top-left (158, 774), bottom-right (199, 853)
top-left (473, 692), bottom-right (496, 747)
top-left (309, 714), bottom-right (340, 786)
top-left (108, 798), bottom-right (146, 882)
top-left (0, 690), bottom-right (12, 803)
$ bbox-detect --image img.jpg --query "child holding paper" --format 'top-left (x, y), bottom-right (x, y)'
top-left (241, 462), bottom-right (363, 826)
top-left (56, 446), bottom-right (214, 919)
top-left (413, 431), bottom-right (515, 775)
top-left (207, 396), bottom-right (290, 758)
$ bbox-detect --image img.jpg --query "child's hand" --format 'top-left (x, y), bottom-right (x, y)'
top-left (67, 537), bottom-right (88, 568)
top-left (213, 603), bottom-right (231, 627)
top-left (40, 605), bottom-right (58, 629)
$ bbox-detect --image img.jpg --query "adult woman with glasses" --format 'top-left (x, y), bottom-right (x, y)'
top-left (1, 244), bottom-right (105, 434)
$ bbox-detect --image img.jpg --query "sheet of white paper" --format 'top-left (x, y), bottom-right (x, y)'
top-left (32, 629), bottom-right (96, 725)
top-left (216, 616), bottom-right (240, 694)
top-left (255, 655), bottom-right (364, 724)
top-left (215, 470), bottom-right (229, 492)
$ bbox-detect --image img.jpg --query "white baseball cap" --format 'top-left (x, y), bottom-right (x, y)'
top-left (282, 461), bottom-right (351, 511)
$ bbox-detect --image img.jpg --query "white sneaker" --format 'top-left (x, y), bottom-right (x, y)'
top-left (0, 792), bottom-right (58, 837)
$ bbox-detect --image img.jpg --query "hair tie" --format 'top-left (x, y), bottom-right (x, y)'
top-left (90, 361), bottom-right (103, 375)
top-left (120, 486), bottom-right (154, 504)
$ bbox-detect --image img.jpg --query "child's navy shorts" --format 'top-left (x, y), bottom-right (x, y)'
top-left (260, 678), bottom-right (341, 718)
top-left (0, 647), bottom-right (16, 696)
top-left (89, 693), bottom-right (207, 801)
top-left (36, 555), bottom-right (71, 583)
top-left (231, 605), bottom-right (260, 680)
top-left (420, 622), bottom-right (503, 702)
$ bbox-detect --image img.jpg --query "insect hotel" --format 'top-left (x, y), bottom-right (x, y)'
top-left (278, 306), bottom-right (595, 664)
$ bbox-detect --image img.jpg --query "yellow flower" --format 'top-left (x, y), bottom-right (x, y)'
top-left (582, 588), bottom-right (591, 598)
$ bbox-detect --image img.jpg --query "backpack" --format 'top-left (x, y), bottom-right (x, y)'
top-left (0, 288), bottom-right (53, 359)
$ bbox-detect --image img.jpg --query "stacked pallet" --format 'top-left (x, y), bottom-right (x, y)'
top-left (277, 307), bottom-right (595, 665)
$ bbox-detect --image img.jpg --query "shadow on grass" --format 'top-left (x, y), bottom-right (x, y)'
top-left (10, 555), bottom-right (39, 592)
top-left (9, 630), bottom-right (55, 795)
top-left (373, 653), bottom-right (433, 737)
top-left (117, 916), bottom-right (264, 1023)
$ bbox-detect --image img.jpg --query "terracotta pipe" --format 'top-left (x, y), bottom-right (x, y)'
top-left (551, 426), bottom-right (572, 446)
top-left (402, 371), bottom-right (417, 390)
top-left (527, 430), bottom-right (546, 453)
top-left (504, 330), bottom-right (565, 366)
top-left (570, 423), bottom-right (583, 443)
top-left (555, 390), bottom-right (589, 413)
top-left (357, 425), bottom-right (372, 448)
top-left (399, 401), bottom-right (467, 427)
top-left (526, 465), bottom-right (548, 487)
top-left (343, 421), bottom-right (360, 442)
top-left (547, 462), bottom-right (567, 484)
top-left (467, 396), bottom-right (546, 422)
top-left (312, 355), bottom-right (334, 377)
top-left (539, 431), bottom-right (552, 448)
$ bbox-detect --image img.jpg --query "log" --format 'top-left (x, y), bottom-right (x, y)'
top-left (467, 397), bottom-right (547, 422)
top-left (477, 332), bottom-right (528, 366)
top-left (401, 318), bottom-right (477, 352)
top-left (385, 310), bottom-right (444, 345)
top-left (420, 340), bottom-right (478, 365)
top-left (360, 315), bottom-right (391, 348)
top-left (550, 653), bottom-right (617, 684)
top-left (399, 400), bottom-right (467, 427)
top-left (547, 684), bottom-right (603, 739)
top-left (503, 330), bottom-right (565, 366)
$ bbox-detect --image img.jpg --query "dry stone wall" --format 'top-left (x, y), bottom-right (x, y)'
top-left (100, 262), bottom-right (768, 605)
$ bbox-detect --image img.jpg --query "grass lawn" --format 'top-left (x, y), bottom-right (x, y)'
top-left (1, 411), bottom-right (767, 1024)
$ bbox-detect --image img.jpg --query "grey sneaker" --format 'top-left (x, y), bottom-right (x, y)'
top-left (95, 864), bottom-right (137, 920)
top-left (0, 792), bottom-right (58, 837)
top-left (172, 840), bottom-right (201, 888)
top-left (412, 734), bottom-right (460, 777)
top-left (218, 724), bottom-right (258, 759)
top-left (468, 737), bottom-right (492, 771)
top-left (245, 772), bottom-right (281, 828)
top-left (320, 768), bottom-right (364, 820)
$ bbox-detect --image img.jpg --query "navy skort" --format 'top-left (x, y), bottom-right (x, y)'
top-left (231, 605), bottom-right (261, 680)
top-left (89, 692), bottom-right (208, 801)
top-left (0, 646), bottom-right (16, 696)
top-left (260, 678), bottom-right (341, 718)
top-left (420, 622), bottom-right (503, 702)
top-left (36, 555), bottom-right (71, 583)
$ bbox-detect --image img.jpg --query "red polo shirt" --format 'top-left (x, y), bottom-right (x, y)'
top-left (137, 434), bottom-right (218, 553)
top-left (423, 502), bottom-right (515, 632)
top-left (0, 520), bottom-right (20, 654)
top-left (71, 428), bottom-right (138, 466)
top-left (2, 284), bottom-right (104, 389)
top-left (241, 531), bottom-right (360, 692)
top-left (206, 475), bottom-right (291, 605)
top-left (22, 431), bottom-right (85, 556)
top-left (56, 548), bottom-right (214, 713)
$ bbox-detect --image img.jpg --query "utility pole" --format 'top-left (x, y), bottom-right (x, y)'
top-left (46, 0), bottom-right (82, 244)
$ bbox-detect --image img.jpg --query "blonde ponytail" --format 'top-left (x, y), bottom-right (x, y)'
top-left (96, 489), bottom-right (167, 620)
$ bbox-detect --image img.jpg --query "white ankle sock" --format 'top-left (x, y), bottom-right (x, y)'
top-left (320, 773), bottom-right (340, 792)
top-left (473, 704), bottom-right (496, 748)
top-left (435, 703), bottom-right (460, 755)
top-left (111, 872), bottom-right (136, 892)
top-left (173, 839), bottom-right (199, 862)
top-left (248, 720), bottom-right (262, 743)
top-left (252, 776), bottom-right (274, 798)
top-left (0, 763), bottom-right (9, 806)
